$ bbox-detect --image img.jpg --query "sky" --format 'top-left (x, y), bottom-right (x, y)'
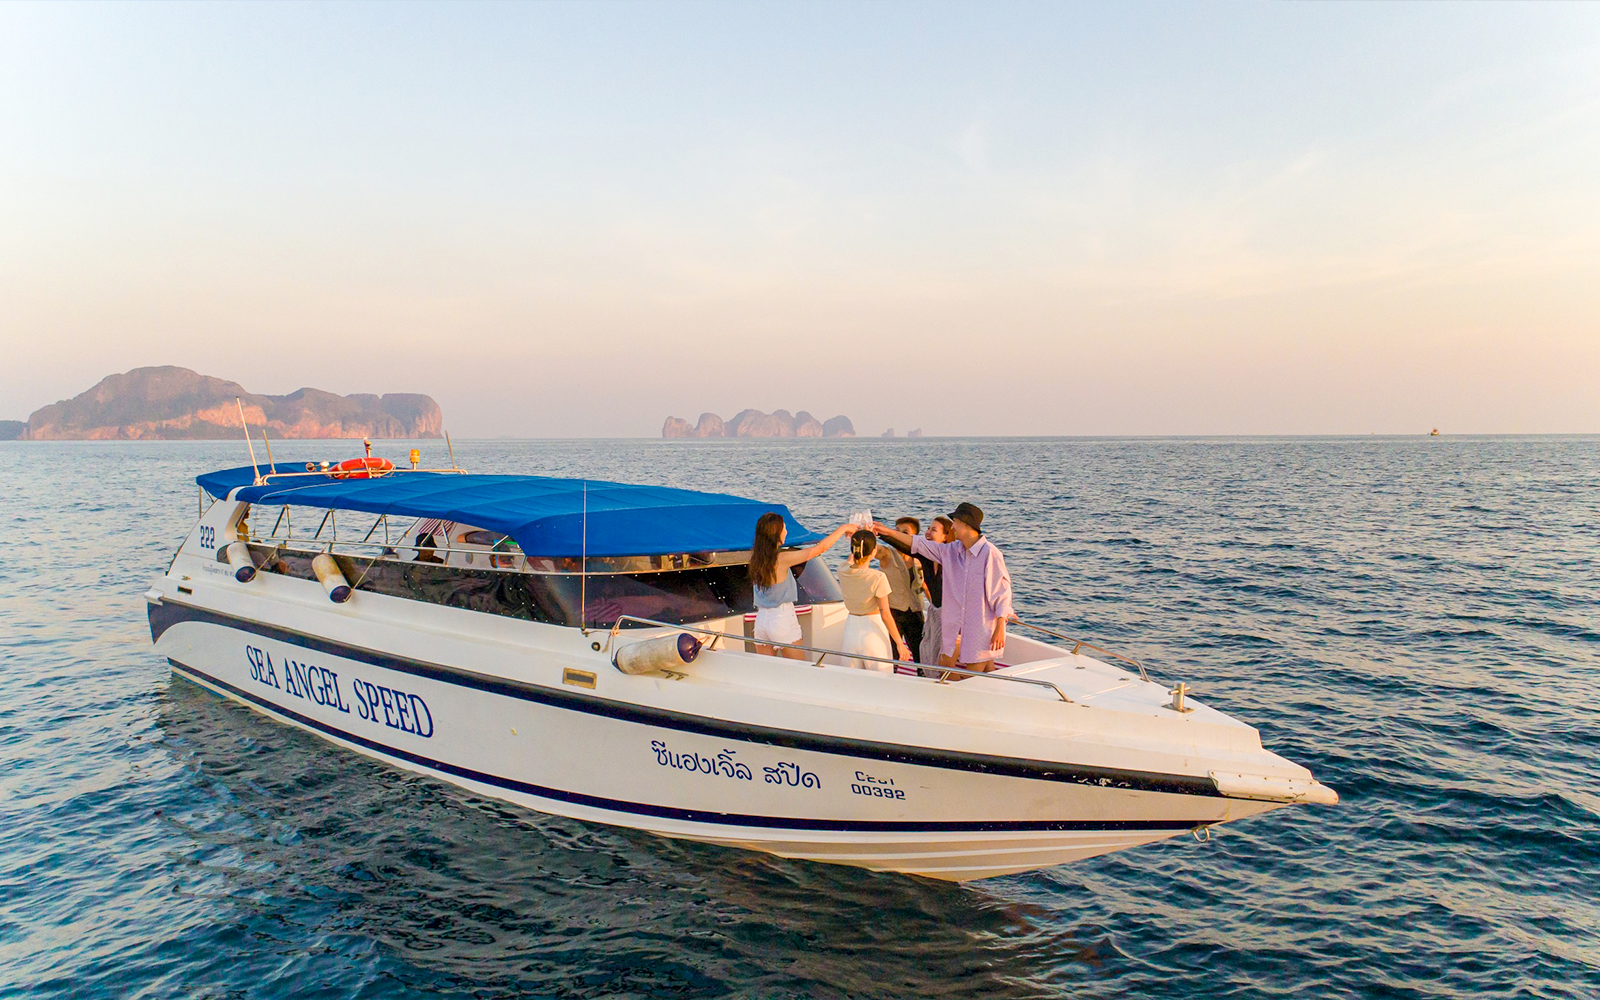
top-left (2, 2), bottom-right (1598, 437)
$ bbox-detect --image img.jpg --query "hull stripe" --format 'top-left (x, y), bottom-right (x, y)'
top-left (170, 659), bottom-right (1208, 834)
top-left (149, 597), bottom-right (1223, 799)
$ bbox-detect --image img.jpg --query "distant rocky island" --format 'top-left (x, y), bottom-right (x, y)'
top-left (663, 410), bottom-right (856, 439)
top-left (2, 366), bottom-right (443, 440)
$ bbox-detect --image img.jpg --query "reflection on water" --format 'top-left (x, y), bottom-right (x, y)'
top-left (155, 679), bottom-right (1090, 998)
top-left (2, 436), bottom-right (1597, 999)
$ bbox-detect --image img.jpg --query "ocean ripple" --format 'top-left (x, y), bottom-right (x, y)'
top-left (1, 435), bottom-right (1597, 999)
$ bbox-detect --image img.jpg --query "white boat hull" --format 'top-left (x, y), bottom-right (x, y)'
top-left (148, 491), bottom-right (1336, 882)
top-left (150, 598), bottom-right (1281, 881)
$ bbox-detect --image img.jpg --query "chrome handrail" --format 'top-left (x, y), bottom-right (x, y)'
top-left (603, 615), bottom-right (1074, 703)
top-left (1010, 615), bottom-right (1152, 683)
top-left (255, 467), bottom-right (471, 483)
top-left (243, 536), bottom-right (746, 577)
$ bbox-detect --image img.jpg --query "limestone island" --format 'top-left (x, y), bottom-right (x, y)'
top-left (662, 410), bottom-right (855, 439)
top-left (4, 365), bottom-right (443, 440)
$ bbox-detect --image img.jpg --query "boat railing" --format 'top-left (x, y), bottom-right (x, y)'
top-left (240, 505), bottom-right (531, 571)
top-left (238, 509), bottom-right (754, 578)
top-left (239, 534), bottom-right (752, 579)
top-left (240, 531), bottom-right (521, 570)
top-left (201, 466), bottom-right (470, 503)
top-left (1009, 615), bottom-right (1153, 683)
top-left (252, 467), bottom-right (471, 485)
top-left (603, 615), bottom-right (1075, 704)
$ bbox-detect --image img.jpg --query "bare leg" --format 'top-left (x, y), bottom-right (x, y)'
top-left (936, 639), bottom-right (963, 681)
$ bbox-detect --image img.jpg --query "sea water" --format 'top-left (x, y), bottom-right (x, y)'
top-left (1, 436), bottom-right (1595, 999)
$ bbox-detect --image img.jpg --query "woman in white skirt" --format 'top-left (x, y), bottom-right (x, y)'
top-left (749, 512), bottom-right (854, 659)
top-left (837, 530), bottom-right (912, 672)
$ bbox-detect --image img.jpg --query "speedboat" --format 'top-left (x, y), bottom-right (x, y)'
top-left (146, 453), bottom-right (1337, 881)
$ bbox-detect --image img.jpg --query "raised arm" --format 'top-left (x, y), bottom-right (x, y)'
top-left (776, 523), bottom-right (854, 571)
top-left (878, 523), bottom-right (954, 565)
top-left (870, 521), bottom-right (915, 555)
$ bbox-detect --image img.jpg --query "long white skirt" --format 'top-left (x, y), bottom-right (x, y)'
top-left (841, 614), bottom-right (894, 673)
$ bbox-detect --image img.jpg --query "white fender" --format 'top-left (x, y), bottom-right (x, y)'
top-left (311, 553), bottom-right (352, 604)
top-left (614, 633), bottom-right (703, 675)
top-left (224, 542), bottom-right (257, 583)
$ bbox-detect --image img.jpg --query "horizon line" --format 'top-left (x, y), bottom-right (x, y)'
top-left (6, 432), bottom-right (1599, 444)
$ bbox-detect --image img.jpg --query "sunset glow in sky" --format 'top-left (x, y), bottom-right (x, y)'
top-left (3, 2), bottom-right (1598, 436)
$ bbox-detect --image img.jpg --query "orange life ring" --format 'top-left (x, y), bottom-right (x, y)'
top-left (330, 456), bottom-right (394, 479)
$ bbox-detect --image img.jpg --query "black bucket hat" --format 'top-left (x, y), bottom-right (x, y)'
top-left (949, 502), bottom-right (983, 533)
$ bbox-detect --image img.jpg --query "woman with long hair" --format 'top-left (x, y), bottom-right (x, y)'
top-left (837, 529), bottom-right (912, 671)
top-left (749, 512), bottom-right (854, 659)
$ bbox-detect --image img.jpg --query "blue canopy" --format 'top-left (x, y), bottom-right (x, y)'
top-left (196, 464), bottom-right (824, 558)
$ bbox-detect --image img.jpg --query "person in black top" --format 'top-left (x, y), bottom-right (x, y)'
top-left (875, 516), bottom-right (926, 664)
top-left (886, 515), bottom-right (950, 665)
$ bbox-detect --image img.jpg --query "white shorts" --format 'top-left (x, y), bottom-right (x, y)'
top-left (753, 604), bottom-right (802, 645)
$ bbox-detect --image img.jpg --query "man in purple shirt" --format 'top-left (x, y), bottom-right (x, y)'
top-left (873, 502), bottom-right (1013, 674)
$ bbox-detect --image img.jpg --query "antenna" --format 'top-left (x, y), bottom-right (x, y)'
top-left (445, 430), bottom-right (457, 469)
top-left (580, 480), bottom-right (588, 633)
top-left (260, 429), bottom-right (277, 475)
top-left (236, 398), bottom-right (262, 484)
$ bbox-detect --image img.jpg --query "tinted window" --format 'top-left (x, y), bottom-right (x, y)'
top-left (249, 546), bottom-right (841, 628)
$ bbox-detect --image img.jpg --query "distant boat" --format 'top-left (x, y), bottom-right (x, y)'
top-left (1430, 428), bottom-right (1440, 436)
